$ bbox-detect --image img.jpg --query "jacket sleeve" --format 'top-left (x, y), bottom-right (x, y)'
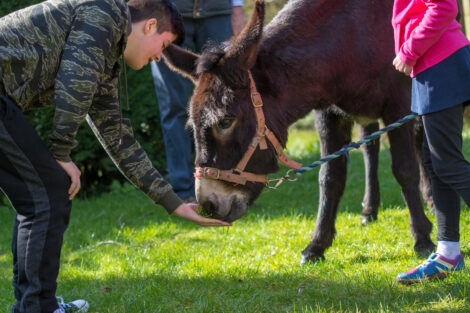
top-left (86, 79), bottom-right (183, 214)
top-left (48, 3), bottom-right (117, 162)
top-left (398, 0), bottom-right (459, 66)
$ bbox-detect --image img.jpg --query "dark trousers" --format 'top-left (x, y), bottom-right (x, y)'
top-left (150, 14), bottom-right (232, 199)
top-left (0, 96), bottom-right (71, 313)
top-left (422, 103), bottom-right (470, 242)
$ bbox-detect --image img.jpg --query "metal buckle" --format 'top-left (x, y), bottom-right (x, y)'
top-left (251, 92), bottom-right (263, 108)
top-left (285, 169), bottom-right (299, 182)
top-left (203, 167), bottom-right (220, 180)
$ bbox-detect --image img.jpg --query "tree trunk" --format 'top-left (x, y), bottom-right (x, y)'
top-left (458, 0), bottom-right (470, 37)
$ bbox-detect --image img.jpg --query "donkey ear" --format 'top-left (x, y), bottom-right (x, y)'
top-left (162, 44), bottom-right (200, 83)
top-left (223, 0), bottom-right (265, 70)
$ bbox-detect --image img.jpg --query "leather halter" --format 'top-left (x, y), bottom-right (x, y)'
top-left (194, 71), bottom-right (302, 186)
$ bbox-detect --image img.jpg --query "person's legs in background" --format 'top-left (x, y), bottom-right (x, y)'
top-left (194, 15), bottom-right (232, 51)
top-left (151, 59), bottom-right (194, 200)
top-left (151, 18), bottom-right (196, 200)
top-left (150, 15), bottom-right (232, 200)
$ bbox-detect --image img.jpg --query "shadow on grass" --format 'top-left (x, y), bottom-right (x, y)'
top-left (1, 134), bottom-right (469, 312)
top-left (2, 270), bottom-right (469, 313)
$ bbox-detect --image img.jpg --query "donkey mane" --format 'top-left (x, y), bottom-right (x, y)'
top-left (195, 43), bottom-right (226, 76)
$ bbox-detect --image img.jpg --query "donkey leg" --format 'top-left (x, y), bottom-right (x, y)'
top-left (386, 121), bottom-right (435, 256)
top-left (301, 109), bottom-right (352, 264)
top-left (358, 122), bottom-right (381, 224)
top-left (414, 117), bottom-right (434, 212)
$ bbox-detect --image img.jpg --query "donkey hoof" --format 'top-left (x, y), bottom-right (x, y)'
top-left (414, 240), bottom-right (435, 258)
top-left (300, 251), bottom-right (325, 265)
top-left (360, 214), bottom-right (377, 225)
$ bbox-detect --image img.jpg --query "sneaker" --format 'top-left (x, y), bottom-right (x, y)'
top-left (54, 297), bottom-right (89, 313)
top-left (396, 253), bottom-right (465, 284)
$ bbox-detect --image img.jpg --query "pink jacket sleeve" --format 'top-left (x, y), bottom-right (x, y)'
top-left (399, 0), bottom-right (459, 66)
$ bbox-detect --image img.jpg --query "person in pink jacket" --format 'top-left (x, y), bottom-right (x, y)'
top-left (392, 0), bottom-right (470, 284)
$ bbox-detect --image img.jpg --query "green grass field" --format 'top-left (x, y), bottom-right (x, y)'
top-left (1, 123), bottom-right (469, 313)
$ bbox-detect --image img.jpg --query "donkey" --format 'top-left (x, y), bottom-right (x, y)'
top-left (163, 0), bottom-right (435, 262)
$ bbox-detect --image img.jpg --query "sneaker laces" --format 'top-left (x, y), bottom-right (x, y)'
top-left (56, 296), bottom-right (75, 310)
top-left (57, 296), bottom-right (65, 305)
top-left (412, 255), bottom-right (438, 274)
top-left (418, 255), bottom-right (453, 272)
top-left (420, 259), bottom-right (432, 269)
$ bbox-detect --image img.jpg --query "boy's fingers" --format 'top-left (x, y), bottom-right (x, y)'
top-left (198, 216), bottom-right (232, 227)
top-left (188, 203), bottom-right (200, 212)
top-left (69, 176), bottom-right (81, 200)
top-left (56, 160), bottom-right (81, 200)
top-left (172, 203), bottom-right (232, 226)
top-left (190, 206), bottom-right (231, 226)
top-left (67, 168), bottom-right (81, 200)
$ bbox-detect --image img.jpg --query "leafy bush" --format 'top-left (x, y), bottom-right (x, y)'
top-left (244, 0), bottom-right (287, 23)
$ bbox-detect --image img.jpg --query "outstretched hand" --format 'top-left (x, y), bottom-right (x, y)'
top-left (172, 203), bottom-right (232, 227)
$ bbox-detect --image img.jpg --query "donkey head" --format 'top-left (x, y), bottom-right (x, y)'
top-left (163, 0), bottom-right (283, 222)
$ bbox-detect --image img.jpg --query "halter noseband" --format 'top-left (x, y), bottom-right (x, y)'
top-left (194, 70), bottom-right (302, 186)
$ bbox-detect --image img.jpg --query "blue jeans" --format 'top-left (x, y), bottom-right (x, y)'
top-left (151, 15), bottom-right (231, 199)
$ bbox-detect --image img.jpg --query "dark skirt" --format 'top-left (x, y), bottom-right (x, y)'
top-left (412, 45), bottom-right (470, 115)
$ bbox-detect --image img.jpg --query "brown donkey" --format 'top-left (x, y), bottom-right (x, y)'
top-left (163, 0), bottom-right (435, 263)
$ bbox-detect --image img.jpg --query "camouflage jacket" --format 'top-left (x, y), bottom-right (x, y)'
top-left (0, 0), bottom-right (182, 213)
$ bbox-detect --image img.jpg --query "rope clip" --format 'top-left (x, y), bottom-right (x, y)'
top-left (266, 169), bottom-right (298, 190)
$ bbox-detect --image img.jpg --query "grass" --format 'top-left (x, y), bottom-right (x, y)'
top-left (0, 123), bottom-right (469, 312)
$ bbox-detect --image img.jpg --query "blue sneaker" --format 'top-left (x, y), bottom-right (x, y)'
top-left (396, 253), bottom-right (465, 284)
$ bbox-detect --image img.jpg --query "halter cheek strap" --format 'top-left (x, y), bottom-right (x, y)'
top-left (194, 70), bottom-right (302, 186)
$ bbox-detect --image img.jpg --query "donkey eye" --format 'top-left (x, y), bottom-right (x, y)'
top-left (217, 118), bottom-right (235, 130)
top-left (213, 117), bottom-right (237, 139)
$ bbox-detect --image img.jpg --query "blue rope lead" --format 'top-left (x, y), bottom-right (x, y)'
top-left (293, 113), bottom-right (418, 176)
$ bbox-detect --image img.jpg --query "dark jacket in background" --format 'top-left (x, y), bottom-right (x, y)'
top-left (172, 0), bottom-right (232, 19)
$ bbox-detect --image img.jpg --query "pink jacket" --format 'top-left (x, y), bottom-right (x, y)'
top-left (392, 0), bottom-right (470, 77)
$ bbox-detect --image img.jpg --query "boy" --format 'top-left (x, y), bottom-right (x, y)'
top-left (0, 0), bottom-right (230, 312)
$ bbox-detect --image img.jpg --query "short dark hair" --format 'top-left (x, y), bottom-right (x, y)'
top-left (127, 0), bottom-right (185, 45)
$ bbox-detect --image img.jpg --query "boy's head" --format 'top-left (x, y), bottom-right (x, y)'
top-left (124, 0), bottom-right (184, 70)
